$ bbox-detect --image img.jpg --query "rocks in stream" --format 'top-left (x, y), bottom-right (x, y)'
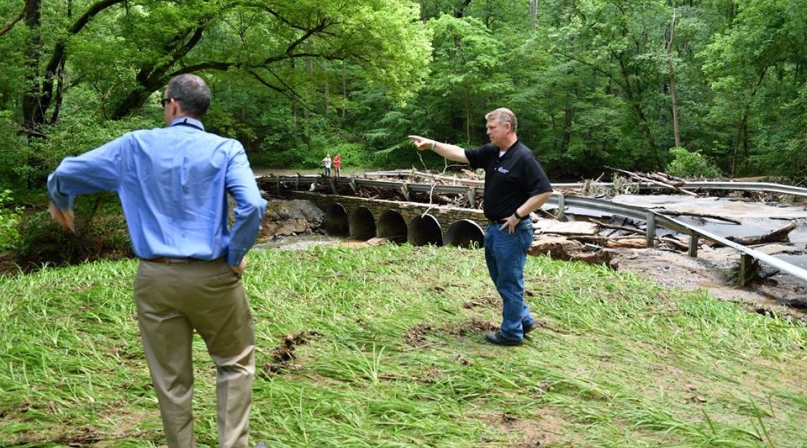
top-left (260, 199), bottom-right (325, 239)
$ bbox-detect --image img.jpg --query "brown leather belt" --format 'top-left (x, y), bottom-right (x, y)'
top-left (142, 257), bottom-right (202, 264)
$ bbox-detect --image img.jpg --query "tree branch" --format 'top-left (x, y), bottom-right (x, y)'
top-left (0, 0), bottom-right (27, 37)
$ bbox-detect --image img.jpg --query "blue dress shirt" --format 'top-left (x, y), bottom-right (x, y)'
top-left (47, 117), bottom-right (267, 266)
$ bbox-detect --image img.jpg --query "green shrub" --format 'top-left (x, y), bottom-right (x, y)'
top-left (666, 147), bottom-right (723, 179)
top-left (0, 190), bottom-right (22, 252)
top-left (15, 193), bottom-right (133, 268)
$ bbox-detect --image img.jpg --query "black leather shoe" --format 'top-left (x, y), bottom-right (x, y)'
top-left (523, 321), bottom-right (537, 335)
top-left (485, 331), bottom-right (523, 346)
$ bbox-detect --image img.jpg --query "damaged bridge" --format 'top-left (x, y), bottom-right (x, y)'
top-left (257, 172), bottom-right (807, 286)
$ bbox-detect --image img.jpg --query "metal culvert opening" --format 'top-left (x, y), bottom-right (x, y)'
top-left (349, 207), bottom-right (377, 240)
top-left (444, 219), bottom-right (484, 249)
top-left (408, 214), bottom-right (443, 246)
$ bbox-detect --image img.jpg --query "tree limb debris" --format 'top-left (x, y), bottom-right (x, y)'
top-left (726, 223), bottom-right (796, 245)
top-left (656, 210), bottom-right (741, 224)
top-left (605, 166), bottom-right (697, 196)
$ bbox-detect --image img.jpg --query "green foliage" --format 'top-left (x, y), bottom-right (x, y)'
top-left (666, 147), bottom-right (723, 179)
top-left (0, 190), bottom-right (22, 252)
top-left (14, 194), bottom-right (132, 268)
top-left (0, 110), bottom-right (28, 192)
top-left (3, 0), bottom-right (807, 178)
top-left (22, 113), bottom-right (160, 189)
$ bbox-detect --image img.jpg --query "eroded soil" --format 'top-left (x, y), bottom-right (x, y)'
top-left (611, 247), bottom-right (807, 324)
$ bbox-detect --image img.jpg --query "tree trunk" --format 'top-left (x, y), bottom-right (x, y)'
top-left (22, 0), bottom-right (44, 133)
top-left (667, 7), bottom-right (681, 148)
top-left (560, 91), bottom-right (574, 154)
top-left (617, 56), bottom-right (659, 169)
top-left (324, 64), bottom-right (329, 118)
top-left (22, 0), bottom-right (125, 130)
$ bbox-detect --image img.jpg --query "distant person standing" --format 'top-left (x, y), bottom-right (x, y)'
top-left (47, 74), bottom-right (268, 447)
top-left (323, 154), bottom-right (332, 177)
top-left (408, 108), bottom-right (553, 346)
top-left (333, 153), bottom-right (341, 177)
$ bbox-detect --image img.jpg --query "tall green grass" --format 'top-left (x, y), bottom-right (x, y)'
top-left (1, 245), bottom-right (806, 447)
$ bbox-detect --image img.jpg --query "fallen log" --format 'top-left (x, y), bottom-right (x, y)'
top-left (534, 220), bottom-right (599, 235)
top-left (605, 238), bottom-right (648, 249)
top-left (657, 210), bottom-right (741, 224)
top-left (660, 236), bottom-right (689, 251)
top-left (599, 222), bottom-right (645, 235)
top-left (648, 172), bottom-right (686, 187)
top-left (726, 222), bottom-right (796, 245)
top-left (606, 166), bottom-right (698, 196)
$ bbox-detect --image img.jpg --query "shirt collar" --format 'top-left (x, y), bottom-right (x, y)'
top-left (499, 139), bottom-right (520, 158)
top-left (170, 117), bottom-right (205, 131)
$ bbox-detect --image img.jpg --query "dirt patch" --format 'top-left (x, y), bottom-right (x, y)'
top-left (262, 330), bottom-right (323, 375)
top-left (482, 407), bottom-right (580, 447)
top-left (611, 248), bottom-right (807, 324)
top-left (404, 318), bottom-right (500, 347)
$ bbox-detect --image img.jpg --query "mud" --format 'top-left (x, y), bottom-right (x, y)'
top-left (611, 247), bottom-right (807, 324)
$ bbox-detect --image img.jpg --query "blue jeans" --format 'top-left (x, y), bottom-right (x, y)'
top-left (485, 219), bottom-right (535, 341)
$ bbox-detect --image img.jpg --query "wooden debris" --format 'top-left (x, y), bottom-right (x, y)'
top-left (660, 236), bottom-right (690, 251)
top-left (598, 222), bottom-right (645, 235)
top-left (606, 166), bottom-right (698, 196)
top-left (726, 222), bottom-right (796, 245)
top-left (534, 220), bottom-right (599, 235)
top-left (657, 210), bottom-right (741, 224)
top-left (604, 238), bottom-right (648, 249)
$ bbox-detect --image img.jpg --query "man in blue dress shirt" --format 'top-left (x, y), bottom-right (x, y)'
top-left (47, 74), bottom-right (268, 448)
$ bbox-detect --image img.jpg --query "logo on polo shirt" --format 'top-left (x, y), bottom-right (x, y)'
top-left (497, 167), bottom-right (509, 174)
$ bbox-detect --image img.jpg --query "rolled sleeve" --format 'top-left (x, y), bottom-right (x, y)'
top-left (225, 145), bottom-right (267, 266)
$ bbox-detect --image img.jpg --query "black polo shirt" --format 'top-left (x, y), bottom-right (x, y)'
top-left (465, 140), bottom-right (552, 221)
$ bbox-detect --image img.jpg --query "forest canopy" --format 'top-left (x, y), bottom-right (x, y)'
top-left (2, 0), bottom-right (807, 192)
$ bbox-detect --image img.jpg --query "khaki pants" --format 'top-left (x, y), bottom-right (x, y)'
top-left (134, 259), bottom-right (256, 448)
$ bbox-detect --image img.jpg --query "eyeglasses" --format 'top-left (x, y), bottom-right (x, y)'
top-left (159, 97), bottom-right (181, 107)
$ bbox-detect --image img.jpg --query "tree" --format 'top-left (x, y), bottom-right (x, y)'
top-left (700, 0), bottom-right (807, 176)
top-left (7, 0), bottom-right (431, 133)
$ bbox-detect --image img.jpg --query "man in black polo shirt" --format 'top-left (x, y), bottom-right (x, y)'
top-left (408, 108), bottom-right (553, 346)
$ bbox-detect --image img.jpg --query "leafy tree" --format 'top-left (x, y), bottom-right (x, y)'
top-left (6, 0), bottom-right (431, 132)
top-left (700, 0), bottom-right (807, 177)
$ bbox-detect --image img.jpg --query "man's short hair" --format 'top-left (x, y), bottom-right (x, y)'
top-left (485, 108), bottom-right (518, 133)
top-left (166, 74), bottom-right (211, 118)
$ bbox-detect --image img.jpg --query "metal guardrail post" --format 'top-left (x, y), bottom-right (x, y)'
top-left (401, 183), bottom-right (410, 201)
top-left (738, 254), bottom-right (758, 286)
top-left (328, 177), bottom-right (337, 195)
top-left (557, 194), bottom-right (566, 221)
top-left (468, 187), bottom-right (476, 208)
top-left (295, 174), bottom-right (300, 189)
top-left (688, 234), bottom-right (699, 257)
top-left (646, 211), bottom-right (656, 248)
top-left (349, 179), bottom-right (357, 194)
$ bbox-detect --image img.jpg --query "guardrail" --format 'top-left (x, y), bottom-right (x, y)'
top-left (549, 194), bottom-right (807, 286)
top-left (258, 173), bottom-right (807, 199)
top-left (256, 173), bottom-right (807, 286)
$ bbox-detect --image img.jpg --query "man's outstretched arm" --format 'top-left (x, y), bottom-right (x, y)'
top-left (408, 135), bottom-right (469, 164)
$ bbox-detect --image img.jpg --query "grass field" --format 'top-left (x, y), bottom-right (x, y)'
top-left (1, 244), bottom-right (806, 447)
